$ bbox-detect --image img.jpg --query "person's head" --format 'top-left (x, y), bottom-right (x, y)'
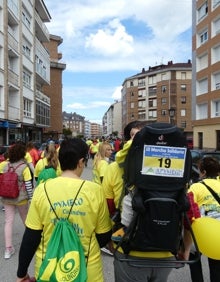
top-left (45, 143), bottom-right (58, 169)
top-left (59, 138), bottom-right (88, 171)
top-left (123, 121), bottom-right (146, 141)
top-left (198, 157), bottom-right (220, 178)
top-left (98, 141), bottom-right (113, 159)
top-left (26, 141), bottom-right (34, 151)
top-left (8, 143), bottom-right (26, 163)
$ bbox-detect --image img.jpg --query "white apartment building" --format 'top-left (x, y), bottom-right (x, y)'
top-left (102, 100), bottom-right (122, 137)
top-left (0, 0), bottom-right (51, 145)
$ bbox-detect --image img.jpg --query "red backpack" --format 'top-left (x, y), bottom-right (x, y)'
top-left (0, 162), bottom-right (26, 198)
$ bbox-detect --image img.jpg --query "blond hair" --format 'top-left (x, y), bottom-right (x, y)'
top-left (93, 141), bottom-right (112, 168)
top-left (45, 143), bottom-right (59, 169)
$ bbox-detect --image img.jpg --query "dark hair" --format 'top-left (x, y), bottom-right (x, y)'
top-left (59, 138), bottom-right (88, 171)
top-left (123, 121), bottom-right (145, 141)
top-left (199, 157), bottom-right (220, 178)
top-left (8, 143), bottom-right (26, 163)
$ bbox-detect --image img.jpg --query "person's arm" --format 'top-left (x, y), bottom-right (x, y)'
top-left (96, 230), bottom-right (112, 248)
top-left (25, 180), bottom-right (33, 200)
top-left (179, 229), bottom-right (193, 260)
top-left (17, 227), bottom-right (42, 279)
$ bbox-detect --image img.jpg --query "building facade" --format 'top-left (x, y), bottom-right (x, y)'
top-left (102, 100), bottom-right (122, 137)
top-left (121, 61), bottom-right (193, 139)
top-left (192, 0), bottom-right (220, 150)
top-left (90, 122), bottom-right (102, 138)
top-left (63, 111), bottom-right (85, 137)
top-left (43, 34), bottom-right (66, 141)
top-left (0, 0), bottom-right (51, 145)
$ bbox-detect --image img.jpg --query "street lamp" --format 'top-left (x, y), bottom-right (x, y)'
top-left (168, 108), bottom-right (176, 125)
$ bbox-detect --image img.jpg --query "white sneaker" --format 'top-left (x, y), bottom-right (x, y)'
top-left (4, 247), bottom-right (15, 259)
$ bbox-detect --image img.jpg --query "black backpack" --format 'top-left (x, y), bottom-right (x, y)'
top-left (115, 123), bottom-right (199, 267)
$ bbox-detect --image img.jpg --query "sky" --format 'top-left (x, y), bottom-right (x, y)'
top-left (44, 0), bottom-right (192, 124)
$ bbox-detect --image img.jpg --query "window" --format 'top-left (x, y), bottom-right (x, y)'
top-left (200, 30), bottom-right (208, 44)
top-left (161, 97), bottom-right (167, 105)
top-left (138, 112), bottom-right (146, 119)
top-left (148, 75), bottom-right (156, 84)
top-left (23, 69), bottom-right (31, 88)
top-left (36, 100), bottom-right (50, 126)
top-left (212, 100), bottom-right (220, 117)
top-left (213, 17), bottom-right (220, 35)
top-left (130, 102), bottom-right (134, 108)
top-left (180, 121), bottom-right (187, 128)
top-left (213, 0), bottom-right (220, 9)
top-left (22, 10), bottom-right (31, 29)
top-left (161, 110), bottom-right (166, 116)
top-left (181, 84), bottom-right (187, 91)
top-left (138, 100), bottom-right (146, 108)
top-left (198, 1), bottom-right (208, 22)
top-left (22, 43), bottom-right (31, 58)
top-left (130, 91), bottom-right (134, 97)
top-left (130, 81), bottom-right (134, 87)
top-left (161, 73), bottom-right (167, 80)
top-left (138, 79), bottom-right (145, 87)
top-left (148, 86), bottom-right (157, 96)
top-left (197, 53), bottom-right (208, 71)
top-left (149, 99), bottom-right (157, 107)
top-left (35, 55), bottom-right (47, 78)
top-left (197, 78), bottom-right (208, 95)
top-left (181, 109), bottom-right (186, 116)
top-left (161, 85), bottom-right (167, 93)
top-left (212, 72), bottom-right (220, 90)
top-left (138, 89), bottom-right (146, 97)
top-left (148, 110), bottom-right (157, 118)
top-left (212, 45), bottom-right (220, 64)
top-left (196, 103), bottom-right (208, 119)
top-left (181, 72), bottom-right (186, 80)
top-left (23, 98), bottom-right (32, 117)
top-left (181, 96), bottom-right (186, 104)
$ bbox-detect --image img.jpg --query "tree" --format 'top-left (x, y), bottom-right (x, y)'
top-left (63, 128), bottom-right (72, 137)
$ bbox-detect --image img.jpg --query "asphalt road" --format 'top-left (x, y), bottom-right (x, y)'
top-left (0, 159), bottom-right (210, 281)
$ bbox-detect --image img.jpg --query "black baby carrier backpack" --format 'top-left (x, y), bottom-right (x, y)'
top-left (115, 122), bottom-right (199, 267)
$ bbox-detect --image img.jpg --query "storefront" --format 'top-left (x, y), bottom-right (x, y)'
top-left (0, 120), bottom-right (43, 145)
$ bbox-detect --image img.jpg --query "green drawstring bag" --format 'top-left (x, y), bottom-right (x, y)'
top-left (37, 181), bottom-right (87, 282)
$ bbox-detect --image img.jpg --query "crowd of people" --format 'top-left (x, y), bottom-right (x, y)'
top-left (0, 124), bottom-right (220, 281)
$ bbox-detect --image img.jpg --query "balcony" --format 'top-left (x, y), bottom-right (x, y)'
top-left (8, 105), bottom-right (20, 120)
top-left (36, 89), bottom-right (50, 105)
top-left (8, 69), bottom-right (19, 88)
top-left (8, 32), bottom-right (19, 55)
top-left (35, 11), bottom-right (50, 42)
top-left (8, 0), bottom-right (19, 23)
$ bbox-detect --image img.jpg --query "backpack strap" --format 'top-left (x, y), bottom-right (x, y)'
top-left (44, 180), bottom-right (86, 220)
top-left (201, 181), bottom-right (220, 205)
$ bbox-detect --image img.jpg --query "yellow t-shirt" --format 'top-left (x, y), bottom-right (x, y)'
top-left (102, 161), bottom-right (124, 208)
top-left (34, 158), bottom-right (62, 178)
top-left (26, 177), bottom-right (112, 282)
top-left (0, 160), bottom-right (9, 173)
top-left (25, 152), bottom-right (33, 164)
top-left (188, 178), bottom-right (220, 212)
top-left (92, 159), bottom-right (109, 185)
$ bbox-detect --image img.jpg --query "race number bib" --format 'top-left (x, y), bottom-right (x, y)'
top-left (141, 145), bottom-right (187, 178)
